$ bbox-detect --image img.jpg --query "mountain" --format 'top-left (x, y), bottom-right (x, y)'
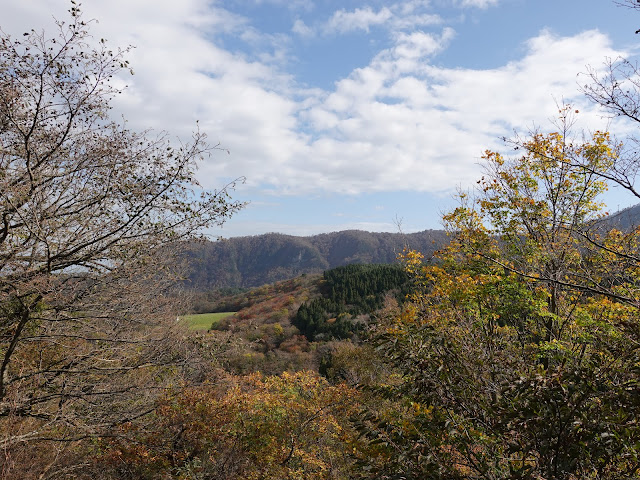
top-left (185, 202), bottom-right (640, 291)
top-left (186, 229), bottom-right (448, 289)
top-left (601, 203), bottom-right (640, 231)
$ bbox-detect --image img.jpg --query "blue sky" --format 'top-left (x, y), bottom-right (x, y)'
top-left (4, 0), bottom-right (640, 237)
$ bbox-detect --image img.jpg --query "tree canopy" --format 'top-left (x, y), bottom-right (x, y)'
top-left (0, 7), bottom-right (243, 475)
top-left (357, 112), bottom-right (640, 479)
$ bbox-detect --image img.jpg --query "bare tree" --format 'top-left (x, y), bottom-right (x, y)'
top-left (581, 5), bottom-right (640, 195)
top-left (0, 5), bottom-right (243, 476)
top-left (614, 0), bottom-right (640, 33)
top-left (581, 58), bottom-right (640, 199)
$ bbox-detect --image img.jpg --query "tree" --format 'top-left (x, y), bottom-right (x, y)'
top-left (358, 115), bottom-right (640, 479)
top-left (93, 371), bottom-right (360, 480)
top-left (613, 1), bottom-right (640, 33)
top-left (0, 6), bottom-right (243, 477)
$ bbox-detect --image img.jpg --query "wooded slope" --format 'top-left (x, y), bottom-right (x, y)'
top-left (186, 229), bottom-right (449, 288)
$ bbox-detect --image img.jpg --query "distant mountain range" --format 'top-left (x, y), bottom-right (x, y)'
top-left (186, 229), bottom-right (449, 289)
top-left (602, 203), bottom-right (640, 231)
top-left (185, 203), bottom-right (640, 291)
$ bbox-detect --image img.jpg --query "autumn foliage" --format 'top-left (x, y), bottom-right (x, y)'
top-left (358, 115), bottom-right (640, 479)
top-left (95, 371), bottom-right (360, 480)
top-left (7, 3), bottom-right (640, 480)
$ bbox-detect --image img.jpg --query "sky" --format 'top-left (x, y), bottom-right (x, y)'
top-left (3, 0), bottom-right (640, 237)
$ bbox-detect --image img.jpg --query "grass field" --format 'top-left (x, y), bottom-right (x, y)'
top-left (181, 312), bottom-right (235, 331)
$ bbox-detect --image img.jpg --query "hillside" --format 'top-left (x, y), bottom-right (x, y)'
top-left (186, 228), bottom-right (448, 289)
top-left (185, 203), bottom-right (640, 291)
top-left (601, 202), bottom-right (640, 231)
top-left (189, 263), bottom-right (407, 376)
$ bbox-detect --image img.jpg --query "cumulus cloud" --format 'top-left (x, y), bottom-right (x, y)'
top-left (390, 28), bottom-right (456, 60)
top-left (292, 18), bottom-right (314, 37)
top-left (325, 7), bottom-right (394, 34)
top-left (295, 29), bottom-right (623, 194)
top-left (295, 3), bottom-right (442, 37)
top-left (2, 1), bottom-right (627, 201)
top-left (457, 0), bottom-right (500, 8)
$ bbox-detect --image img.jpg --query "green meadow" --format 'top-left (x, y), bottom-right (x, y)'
top-left (181, 312), bottom-right (235, 331)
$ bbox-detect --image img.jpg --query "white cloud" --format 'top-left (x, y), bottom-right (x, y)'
top-left (296, 29), bottom-right (624, 194)
top-left (2, 1), bottom-right (628, 202)
top-left (325, 7), bottom-right (394, 34)
top-left (296, 3), bottom-right (442, 37)
top-left (391, 28), bottom-right (456, 59)
top-left (390, 13), bottom-right (442, 30)
top-left (457, 0), bottom-right (500, 8)
top-left (292, 18), bottom-right (314, 37)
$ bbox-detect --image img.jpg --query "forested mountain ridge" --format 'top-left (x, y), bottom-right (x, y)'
top-left (186, 203), bottom-right (640, 290)
top-left (602, 202), bottom-right (640, 230)
top-left (186, 228), bottom-right (449, 289)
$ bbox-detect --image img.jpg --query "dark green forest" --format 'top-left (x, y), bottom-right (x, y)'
top-left (293, 264), bottom-right (409, 340)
